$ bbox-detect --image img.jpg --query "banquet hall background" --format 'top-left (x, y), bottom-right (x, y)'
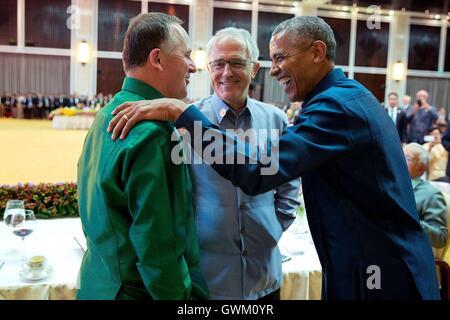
top-left (1, 0), bottom-right (450, 300)
top-left (4, 0), bottom-right (450, 183)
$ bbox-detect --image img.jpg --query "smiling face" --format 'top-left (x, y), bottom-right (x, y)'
top-left (208, 38), bottom-right (259, 110)
top-left (161, 24), bottom-right (197, 99)
top-left (269, 32), bottom-right (318, 102)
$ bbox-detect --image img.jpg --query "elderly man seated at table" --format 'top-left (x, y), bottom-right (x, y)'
top-left (404, 143), bottom-right (448, 249)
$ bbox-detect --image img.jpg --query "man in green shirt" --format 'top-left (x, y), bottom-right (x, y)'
top-left (76, 13), bottom-right (209, 300)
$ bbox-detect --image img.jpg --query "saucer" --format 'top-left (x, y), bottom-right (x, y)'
top-left (19, 266), bottom-right (53, 282)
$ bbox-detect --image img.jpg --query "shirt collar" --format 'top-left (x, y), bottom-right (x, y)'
top-left (411, 177), bottom-right (422, 189)
top-left (303, 68), bottom-right (346, 107)
top-left (121, 77), bottom-right (164, 100)
top-left (121, 77), bottom-right (176, 129)
top-left (211, 93), bottom-right (254, 124)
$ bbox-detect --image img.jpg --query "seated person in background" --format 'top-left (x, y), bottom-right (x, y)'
top-left (437, 116), bottom-right (447, 135)
top-left (423, 126), bottom-right (449, 182)
top-left (404, 143), bottom-right (448, 249)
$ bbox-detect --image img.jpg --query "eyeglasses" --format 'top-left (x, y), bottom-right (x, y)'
top-left (208, 59), bottom-right (253, 72)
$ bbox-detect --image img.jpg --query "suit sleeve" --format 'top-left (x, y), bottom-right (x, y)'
top-left (123, 131), bottom-right (193, 299)
top-left (175, 101), bottom-right (356, 196)
top-left (183, 195), bottom-right (210, 300)
top-left (273, 112), bottom-right (301, 231)
top-left (420, 190), bottom-right (448, 248)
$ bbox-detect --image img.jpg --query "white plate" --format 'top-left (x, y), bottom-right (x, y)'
top-left (19, 266), bottom-right (53, 282)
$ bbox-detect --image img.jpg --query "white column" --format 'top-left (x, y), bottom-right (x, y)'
top-left (141, 0), bottom-right (148, 14)
top-left (189, 0), bottom-right (212, 100)
top-left (438, 18), bottom-right (448, 73)
top-left (348, 9), bottom-right (358, 79)
top-left (385, 13), bottom-right (409, 101)
top-left (251, 0), bottom-right (259, 44)
top-left (17, 0), bottom-right (25, 48)
top-left (70, 0), bottom-right (97, 97)
top-left (295, 4), bottom-right (317, 16)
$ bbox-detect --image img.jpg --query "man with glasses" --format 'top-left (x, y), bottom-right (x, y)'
top-left (107, 17), bottom-right (439, 299)
top-left (190, 27), bottom-right (300, 300)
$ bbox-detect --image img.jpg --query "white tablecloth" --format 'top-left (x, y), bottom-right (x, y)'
top-left (0, 217), bottom-right (322, 300)
top-left (278, 217), bottom-right (322, 300)
top-left (52, 115), bottom-right (95, 130)
top-left (0, 218), bottom-right (84, 299)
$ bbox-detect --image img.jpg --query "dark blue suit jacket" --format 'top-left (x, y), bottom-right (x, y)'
top-left (175, 68), bottom-right (439, 299)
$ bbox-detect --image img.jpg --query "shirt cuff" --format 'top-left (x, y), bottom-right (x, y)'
top-left (174, 105), bottom-right (212, 130)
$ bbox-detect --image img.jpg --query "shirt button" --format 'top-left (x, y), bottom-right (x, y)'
top-left (239, 203), bottom-right (246, 210)
top-left (242, 249), bottom-right (248, 257)
top-left (240, 227), bottom-right (246, 235)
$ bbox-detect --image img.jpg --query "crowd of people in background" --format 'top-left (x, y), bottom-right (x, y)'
top-left (383, 89), bottom-right (449, 252)
top-left (0, 92), bottom-right (113, 119)
top-left (384, 89), bottom-right (450, 183)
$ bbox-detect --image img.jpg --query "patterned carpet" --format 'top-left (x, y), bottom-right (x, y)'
top-left (0, 119), bottom-right (88, 184)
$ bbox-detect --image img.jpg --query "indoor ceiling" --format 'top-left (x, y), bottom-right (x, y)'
top-left (253, 0), bottom-right (450, 15)
top-left (329, 0), bottom-right (449, 14)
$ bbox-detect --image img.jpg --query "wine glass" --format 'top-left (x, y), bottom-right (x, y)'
top-left (3, 200), bottom-right (25, 256)
top-left (11, 209), bottom-right (37, 260)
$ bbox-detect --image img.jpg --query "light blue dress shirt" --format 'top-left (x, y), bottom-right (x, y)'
top-left (190, 94), bottom-right (301, 299)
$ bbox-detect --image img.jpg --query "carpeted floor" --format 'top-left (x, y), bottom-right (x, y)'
top-left (0, 119), bottom-right (88, 184)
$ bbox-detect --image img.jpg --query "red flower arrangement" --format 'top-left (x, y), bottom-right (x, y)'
top-left (0, 182), bottom-right (79, 219)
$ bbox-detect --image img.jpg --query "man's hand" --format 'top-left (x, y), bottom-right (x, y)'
top-left (421, 99), bottom-right (431, 111)
top-left (107, 98), bottom-right (188, 140)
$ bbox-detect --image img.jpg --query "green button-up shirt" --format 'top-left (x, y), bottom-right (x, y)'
top-left (76, 77), bottom-right (209, 300)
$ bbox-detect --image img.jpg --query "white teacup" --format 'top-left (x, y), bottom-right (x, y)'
top-left (21, 255), bottom-right (47, 277)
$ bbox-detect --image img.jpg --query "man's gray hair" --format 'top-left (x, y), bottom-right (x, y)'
top-left (206, 27), bottom-right (259, 62)
top-left (405, 143), bottom-right (429, 166)
top-left (272, 16), bottom-right (336, 61)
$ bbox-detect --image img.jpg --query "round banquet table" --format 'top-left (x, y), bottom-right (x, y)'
top-left (0, 217), bottom-right (322, 300)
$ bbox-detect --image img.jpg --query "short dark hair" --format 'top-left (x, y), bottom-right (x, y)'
top-left (122, 12), bottom-right (183, 71)
top-left (388, 92), bottom-right (399, 98)
top-left (272, 16), bottom-right (336, 62)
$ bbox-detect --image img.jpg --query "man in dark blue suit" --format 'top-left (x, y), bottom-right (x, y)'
top-left (107, 16), bottom-right (439, 300)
